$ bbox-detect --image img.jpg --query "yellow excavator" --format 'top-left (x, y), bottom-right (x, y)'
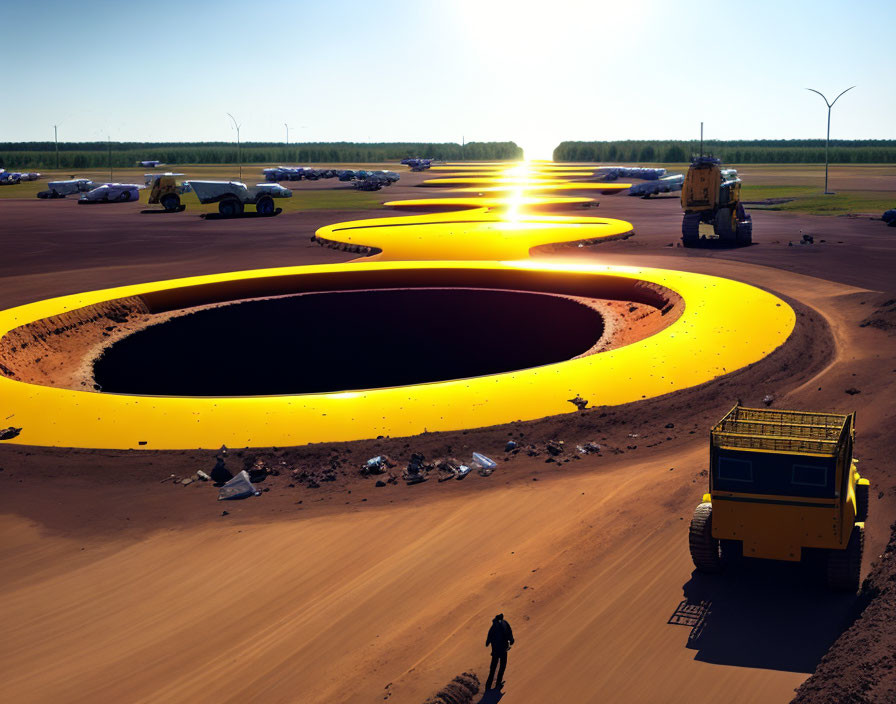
top-left (681, 156), bottom-right (752, 247)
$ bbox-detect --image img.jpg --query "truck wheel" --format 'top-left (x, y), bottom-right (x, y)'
top-left (856, 481), bottom-right (869, 522)
top-left (826, 525), bottom-right (864, 592)
top-left (689, 502), bottom-right (723, 573)
top-left (161, 194), bottom-right (180, 212)
top-left (256, 195), bottom-right (275, 216)
top-left (682, 213), bottom-right (700, 247)
top-left (218, 198), bottom-right (242, 217)
top-left (736, 217), bottom-right (752, 246)
top-left (714, 208), bottom-right (735, 241)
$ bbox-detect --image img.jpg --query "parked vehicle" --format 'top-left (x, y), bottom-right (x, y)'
top-left (36, 179), bottom-right (95, 199)
top-left (628, 174), bottom-right (684, 197)
top-left (146, 174), bottom-right (191, 212)
top-left (187, 180), bottom-right (292, 217)
top-left (78, 183), bottom-right (143, 204)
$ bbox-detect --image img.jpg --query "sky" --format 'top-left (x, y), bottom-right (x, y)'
top-left (1, 0), bottom-right (894, 159)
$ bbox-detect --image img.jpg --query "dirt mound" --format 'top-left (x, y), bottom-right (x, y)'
top-left (791, 520), bottom-right (896, 704)
top-left (422, 672), bottom-right (480, 704)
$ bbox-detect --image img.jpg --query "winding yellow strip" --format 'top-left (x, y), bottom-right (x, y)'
top-left (0, 160), bottom-right (795, 449)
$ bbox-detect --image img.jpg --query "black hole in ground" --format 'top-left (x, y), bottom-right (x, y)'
top-left (93, 288), bottom-right (605, 396)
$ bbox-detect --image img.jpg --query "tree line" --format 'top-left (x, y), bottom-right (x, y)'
top-left (553, 140), bottom-right (896, 164)
top-left (0, 141), bottom-right (523, 169)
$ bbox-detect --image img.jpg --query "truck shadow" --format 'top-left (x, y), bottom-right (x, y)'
top-left (671, 561), bottom-right (857, 673)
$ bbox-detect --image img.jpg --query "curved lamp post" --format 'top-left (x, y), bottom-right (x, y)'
top-left (226, 112), bottom-right (242, 180)
top-left (806, 86), bottom-right (855, 194)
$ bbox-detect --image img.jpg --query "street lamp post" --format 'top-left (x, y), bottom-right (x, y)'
top-left (806, 86), bottom-right (855, 195)
top-left (226, 112), bottom-right (242, 180)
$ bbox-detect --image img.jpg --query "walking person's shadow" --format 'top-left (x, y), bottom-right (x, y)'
top-left (476, 689), bottom-right (503, 703)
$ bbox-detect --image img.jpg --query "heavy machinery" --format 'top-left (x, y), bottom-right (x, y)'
top-left (681, 156), bottom-right (752, 247)
top-left (689, 404), bottom-right (869, 592)
top-left (628, 174), bottom-right (684, 198)
top-left (187, 180), bottom-right (292, 217)
top-left (146, 173), bottom-right (190, 212)
top-left (36, 178), bottom-right (95, 198)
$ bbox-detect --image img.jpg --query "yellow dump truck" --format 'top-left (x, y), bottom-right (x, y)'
top-left (681, 156), bottom-right (752, 247)
top-left (689, 405), bottom-right (869, 591)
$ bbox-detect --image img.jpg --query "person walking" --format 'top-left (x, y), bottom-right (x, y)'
top-left (485, 613), bottom-right (514, 691)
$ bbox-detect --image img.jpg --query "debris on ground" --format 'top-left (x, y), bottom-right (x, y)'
top-left (577, 442), bottom-right (602, 454)
top-left (845, 387), bottom-right (861, 395)
top-left (361, 455), bottom-right (393, 476)
top-left (375, 480), bottom-right (387, 487)
top-left (0, 426), bottom-right (22, 441)
top-left (422, 671), bottom-right (480, 704)
top-left (217, 470), bottom-right (261, 501)
top-left (435, 457), bottom-right (461, 482)
top-left (545, 440), bottom-right (565, 456)
top-left (762, 394), bottom-right (774, 406)
top-left (210, 456), bottom-right (233, 485)
top-left (455, 465), bottom-right (472, 479)
top-left (196, 470), bottom-right (210, 482)
top-left (505, 440), bottom-right (518, 452)
top-left (471, 452), bottom-right (497, 473)
top-left (247, 457), bottom-right (269, 482)
top-left (568, 394), bottom-right (589, 410)
top-left (404, 453), bottom-right (431, 484)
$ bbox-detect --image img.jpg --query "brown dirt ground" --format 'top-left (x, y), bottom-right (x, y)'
top-left (0, 182), bottom-right (895, 703)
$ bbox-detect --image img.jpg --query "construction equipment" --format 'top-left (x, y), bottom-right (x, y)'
top-left (628, 174), bottom-right (684, 198)
top-left (681, 156), bottom-right (752, 247)
top-left (187, 180), bottom-right (292, 217)
top-left (36, 178), bottom-right (95, 198)
top-left (689, 404), bottom-right (869, 592)
top-left (146, 173), bottom-right (190, 212)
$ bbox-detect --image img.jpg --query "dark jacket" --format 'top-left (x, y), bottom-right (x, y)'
top-left (486, 618), bottom-right (514, 655)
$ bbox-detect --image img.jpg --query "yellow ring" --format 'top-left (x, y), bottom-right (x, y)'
top-left (0, 162), bottom-right (794, 449)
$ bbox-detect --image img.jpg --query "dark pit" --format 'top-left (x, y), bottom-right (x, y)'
top-left (93, 288), bottom-right (604, 396)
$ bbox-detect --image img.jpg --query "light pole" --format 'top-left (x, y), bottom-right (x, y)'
top-left (226, 112), bottom-right (242, 180)
top-left (806, 86), bottom-right (855, 195)
top-left (107, 134), bottom-right (112, 182)
top-left (53, 124), bottom-right (60, 170)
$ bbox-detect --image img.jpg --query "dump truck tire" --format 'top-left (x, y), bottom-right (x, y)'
top-left (736, 215), bottom-right (752, 246)
top-left (714, 208), bottom-right (734, 241)
top-left (219, 198), bottom-right (242, 217)
top-left (681, 213), bottom-right (700, 247)
top-left (256, 195), bottom-right (275, 216)
top-left (689, 502), bottom-right (722, 573)
top-left (826, 525), bottom-right (864, 592)
top-left (161, 194), bottom-right (180, 211)
top-left (856, 482), bottom-right (869, 522)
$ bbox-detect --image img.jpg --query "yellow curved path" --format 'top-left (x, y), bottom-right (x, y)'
top-left (0, 161), bottom-right (795, 449)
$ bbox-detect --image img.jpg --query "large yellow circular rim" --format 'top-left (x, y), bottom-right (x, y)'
top-left (0, 259), bottom-right (794, 449)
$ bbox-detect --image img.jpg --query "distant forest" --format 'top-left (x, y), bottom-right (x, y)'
top-left (0, 141), bottom-right (523, 169)
top-left (553, 140), bottom-right (896, 163)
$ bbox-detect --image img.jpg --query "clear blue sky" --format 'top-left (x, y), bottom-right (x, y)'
top-left (2, 0), bottom-right (893, 158)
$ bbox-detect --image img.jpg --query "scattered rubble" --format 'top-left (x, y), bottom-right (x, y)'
top-left (217, 470), bottom-right (261, 501)
top-left (568, 395), bottom-right (589, 410)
